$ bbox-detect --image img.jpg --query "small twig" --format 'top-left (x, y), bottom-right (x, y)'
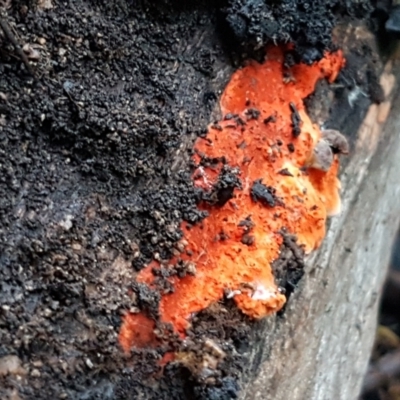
top-left (0, 11), bottom-right (35, 77)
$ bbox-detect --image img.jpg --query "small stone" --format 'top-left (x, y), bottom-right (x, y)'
top-left (71, 242), bottom-right (82, 251)
top-left (309, 139), bottom-right (333, 171)
top-left (58, 214), bottom-right (73, 230)
top-left (43, 308), bottom-right (52, 317)
top-left (0, 355), bottom-right (25, 376)
top-left (32, 360), bottom-right (43, 368)
top-left (171, 248), bottom-right (180, 256)
top-left (321, 129), bottom-right (349, 155)
top-left (22, 44), bottom-right (41, 61)
top-left (186, 262), bottom-right (196, 276)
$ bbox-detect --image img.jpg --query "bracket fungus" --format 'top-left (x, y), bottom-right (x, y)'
top-left (119, 47), bottom-right (348, 353)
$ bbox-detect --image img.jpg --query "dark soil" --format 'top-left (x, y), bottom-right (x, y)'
top-left (0, 0), bottom-right (383, 399)
top-left (272, 231), bottom-right (305, 302)
top-left (224, 0), bottom-right (373, 63)
top-left (0, 1), bottom-right (231, 398)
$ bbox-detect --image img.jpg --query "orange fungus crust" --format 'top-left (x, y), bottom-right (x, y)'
top-left (119, 47), bottom-right (345, 353)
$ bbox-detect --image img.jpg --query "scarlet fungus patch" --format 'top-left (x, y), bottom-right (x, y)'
top-left (119, 47), bottom-right (346, 353)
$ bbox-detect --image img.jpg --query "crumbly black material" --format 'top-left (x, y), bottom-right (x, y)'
top-left (0, 1), bottom-right (228, 399)
top-left (251, 179), bottom-right (280, 207)
top-left (203, 165), bottom-right (243, 206)
top-left (224, 0), bottom-right (373, 63)
top-left (289, 102), bottom-right (302, 137)
top-left (272, 230), bottom-right (306, 301)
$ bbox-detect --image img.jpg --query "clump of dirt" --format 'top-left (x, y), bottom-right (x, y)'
top-left (202, 165), bottom-right (243, 207)
top-left (250, 179), bottom-right (282, 207)
top-left (272, 230), bottom-right (305, 302)
top-left (179, 301), bottom-right (253, 399)
top-left (224, 0), bottom-right (373, 63)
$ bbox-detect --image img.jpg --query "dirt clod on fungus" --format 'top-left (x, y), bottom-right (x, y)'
top-left (119, 46), bottom-right (346, 353)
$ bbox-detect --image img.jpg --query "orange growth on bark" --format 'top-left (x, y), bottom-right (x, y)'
top-left (119, 47), bottom-right (345, 353)
top-left (119, 312), bottom-right (157, 351)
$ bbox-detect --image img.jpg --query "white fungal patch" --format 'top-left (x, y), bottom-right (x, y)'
top-left (250, 282), bottom-right (277, 301)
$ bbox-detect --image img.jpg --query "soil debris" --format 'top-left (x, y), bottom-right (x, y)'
top-left (244, 107), bottom-right (261, 120)
top-left (263, 114), bottom-right (276, 124)
top-left (250, 179), bottom-right (279, 207)
top-left (224, 0), bottom-right (373, 63)
top-left (0, 0), bottom-right (234, 398)
top-left (203, 165), bottom-right (243, 207)
top-left (272, 230), bottom-right (305, 302)
top-left (278, 168), bottom-right (294, 177)
top-left (289, 101), bottom-right (302, 138)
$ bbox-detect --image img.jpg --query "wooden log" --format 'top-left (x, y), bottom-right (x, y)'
top-left (0, 2), bottom-right (398, 399)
